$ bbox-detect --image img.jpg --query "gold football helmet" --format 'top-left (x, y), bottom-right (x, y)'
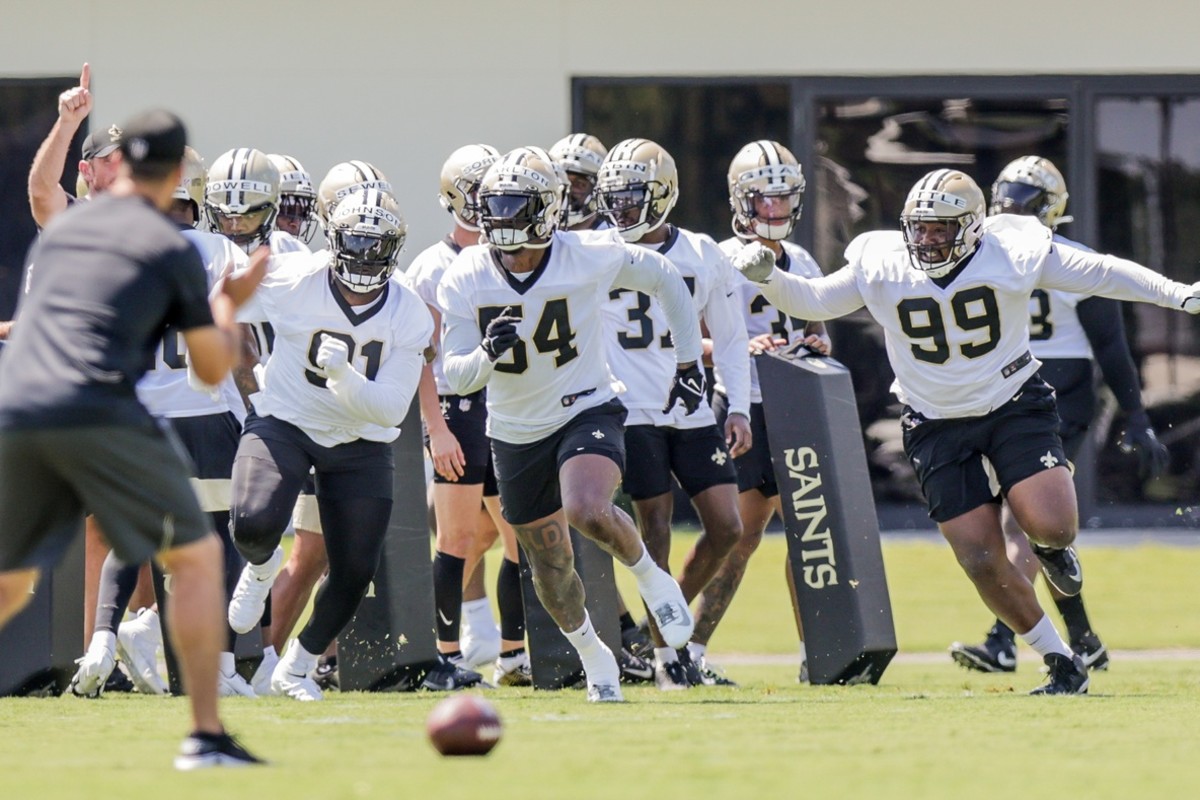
top-left (205, 147), bottom-right (281, 251)
top-left (171, 147), bottom-right (206, 228)
top-left (268, 153), bottom-right (318, 241)
top-left (595, 138), bottom-right (678, 242)
top-left (727, 140), bottom-right (805, 241)
top-left (900, 169), bottom-right (986, 278)
top-left (477, 148), bottom-right (563, 251)
top-left (549, 133), bottom-right (608, 228)
top-left (439, 144), bottom-right (501, 231)
top-left (326, 188), bottom-right (407, 294)
top-left (317, 160), bottom-right (393, 224)
top-left (989, 156), bottom-right (1071, 229)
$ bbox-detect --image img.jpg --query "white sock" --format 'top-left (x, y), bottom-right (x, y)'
top-left (219, 651), bottom-right (237, 677)
top-left (687, 642), bottom-right (706, 661)
top-left (462, 598), bottom-right (498, 632)
top-left (89, 630), bottom-right (116, 656)
top-left (260, 645), bottom-right (277, 661)
top-left (654, 647), bottom-right (678, 667)
top-left (561, 613), bottom-right (611, 668)
top-left (1018, 614), bottom-right (1070, 659)
top-left (628, 545), bottom-right (657, 580)
top-left (797, 641), bottom-right (807, 663)
top-left (282, 640), bottom-right (320, 677)
top-left (249, 557), bottom-right (277, 578)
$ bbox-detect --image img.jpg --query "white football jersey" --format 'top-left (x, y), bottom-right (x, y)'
top-left (245, 231), bottom-right (316, 364)
top-left (406, 237), bottom-right (463, 395)
top-left (236, 258), bottom-right (433, 446)
top-left (1028, 234), bottom-right (1098, 360)
top-left (439, 230), bottom-right (702, 444)
top-left (753, 214), bottom-right (1192, 419)
top-left (136, 229), bottom-right (246, 419)
top-left (604, 227), bottom-right (750, 428)
top-left (718, 237), bottom-right (824, 402)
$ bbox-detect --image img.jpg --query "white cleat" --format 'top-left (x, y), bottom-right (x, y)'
top-left (227, 547), bottom-right (283, 634)
top-left (218, 669), bottom-right (258, 698)
top-left (586, 682), bottom-right (625, 702)
top-left (638, 569), bottom-right (694, 649)
top-left (251, 648), bottom-right (279, 696)
top-left (117, 609), bottom-right (165, 695)
top-left (68, 646), bottom-right (116, 699)
top-left (271, 668), bottom-right (323, 702)
top-left (461, 626), bottom-right (502, 673)
top-left (582, 642), bottom-right (624, 703)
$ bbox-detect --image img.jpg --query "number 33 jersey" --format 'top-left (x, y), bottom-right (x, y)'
top-left (236, 254), bottom-right (433, 446)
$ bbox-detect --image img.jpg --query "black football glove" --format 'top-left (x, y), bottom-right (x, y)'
top-left (663, 362), bottom-right (706, 416)
top-left (1118, 409), bottom-right (1170, 480)
top-left (482, 308), bottom-right (521, 362)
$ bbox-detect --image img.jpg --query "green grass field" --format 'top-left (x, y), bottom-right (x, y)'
top-left (2, 535), bottom-right (1198, 799)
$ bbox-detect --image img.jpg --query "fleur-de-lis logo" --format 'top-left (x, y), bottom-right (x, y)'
top-left (591, 430), bottom-right (605, 439)
top-left (711, 448), bottom-right (728, 466)
top-left (1040, 451), bottom-right (1059, 469)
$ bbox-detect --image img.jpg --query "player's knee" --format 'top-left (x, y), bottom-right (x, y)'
top-left (702, 516), bottom-right (742, 557)
top-left (953, 546), bottom-right (1007, 584)
top-left (230, 510), bottom-right (283, 563)
top-left (561, 497), bottom-right (611, 537)
top-left (1021, 513), bottom-right (1077, 549)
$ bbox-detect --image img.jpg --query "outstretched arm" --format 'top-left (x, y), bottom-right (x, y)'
top-left (1039, 242), bottom-right (1197, 311)
top-left (731, 242), bottom-right (865, 321)
top-left (29, 63), bottom-right (92, 227)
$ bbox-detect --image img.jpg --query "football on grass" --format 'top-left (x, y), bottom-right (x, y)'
top-left (425, 694), bottom-right (503, 756)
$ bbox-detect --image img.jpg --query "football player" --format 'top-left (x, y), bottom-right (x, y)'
top-left (438, 148), bottom-right (700, 702)
top-left (268, 154), bottom-right (319, 244)
top-left (548, 133), bottom-right (609, 232)
top-left (689, 140), bottom-right (830, 685)
top-left (225, 189), bottom-right (433, 701)
top-left (408, 143), bottom-right (524, 689)
top-left (593, 139), bottom-right (751, 689)
top-left (732, 167), bottom-right (1200, 694)
top-left (949, 156), bottom-right (1169, 675)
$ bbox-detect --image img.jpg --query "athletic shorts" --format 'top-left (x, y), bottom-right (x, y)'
top-left (0, 422), bottom-right (212, 571)
top-left (168, 411), bottom-right (240, 513)
top-left (901, 375), bottom-right (1068, 523)
top-left (621, 423), bottom-right (736, 501)
top-left (713, 393), bottom-right (776, 497)
top-left (491, 399), bottom-right (627, 525)
top-left (426, 389), bottom-right (498, 496)
top-left (1037, 359), bottom-right (1095, 461)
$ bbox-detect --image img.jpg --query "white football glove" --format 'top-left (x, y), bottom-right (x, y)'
top-left (316, 334), bottom-right (351, 379)
top-left (1184, 282), bottom-right (1200, 314)
top-left (731, 242), bottom-right (777, 283)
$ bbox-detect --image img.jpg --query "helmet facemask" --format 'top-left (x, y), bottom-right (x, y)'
top-left (277, 194), bottom-right (318, 242)
top-left (479, 190), bottom-right (556, 251)
top-left (989, 181), bottom-right (1051, 222)
top-left (331, 229), bottom-right (402, 293)
top-left (733, 187), bottom-right (803, 241)
top-left (597, 181), bottom-right (672, 242)
top-left (900, 172), bottom-right (986, 279)
top-left (561, 171), bottom-right (599, 228)
top-left (209, 203), bottom-right (278, 252)
top-left (901, 215), bottom-right (980, 278)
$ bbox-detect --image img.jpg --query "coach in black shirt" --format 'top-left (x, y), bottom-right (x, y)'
top-left (0, 109), bottom-right (266, 770)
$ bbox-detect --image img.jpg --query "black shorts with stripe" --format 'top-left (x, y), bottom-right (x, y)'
top-left (901, 375), bottom-right (1068, 523)
top-left (491, 399), bottom-right (627, 525)
top-left (426, 389), bottom-right (498, 496)
top-left (621, 423), bottom-right (736, 501)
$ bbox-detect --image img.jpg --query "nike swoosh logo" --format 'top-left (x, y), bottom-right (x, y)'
top-left (437, 609), bottom-right (453, 627)
top-left (996, 651), bottom-right (1016, 668)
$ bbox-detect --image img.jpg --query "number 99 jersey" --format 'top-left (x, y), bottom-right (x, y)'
top-left (236, 251), bottom-right (433, 446)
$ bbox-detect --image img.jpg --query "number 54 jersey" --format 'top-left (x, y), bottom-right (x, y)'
top-left (438, 230), bottom-right (701, 445)
top-left (236, 253), bottom-right (433, 446)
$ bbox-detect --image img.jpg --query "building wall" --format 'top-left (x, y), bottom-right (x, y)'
top-left (2, 0), bottom-right (1198, 258)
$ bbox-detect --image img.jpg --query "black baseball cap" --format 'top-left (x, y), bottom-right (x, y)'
top-left (81, 123), bottom-right (123, 160)
top-left (118, 109), bottom-right (188, 166)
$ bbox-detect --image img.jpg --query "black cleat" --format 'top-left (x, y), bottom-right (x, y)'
top-left (950, 624), bottom-right (1018, 673)
top-left (105, 668), bottom-right (136, 694)
top-left (421, 654), bottom-right (485, 692)
top-left (174, 731), bottom-right (265, 770)
top-left (676, 648), bottom-right (704, 686)
top-left (313, 654), bottom-right (339, 691)
top-left (696, 657), bottom-right (736, 687)
top-left (1031, 543), bottom-right (1083, 596)
top-left (797, 660), bottom-right (810, 684)
top-left (1072, 632), bottom-right (1110, 671)
top-left (1030, 652), bottom-right (1089, 695)
top-left (618, 647), bottom-right (654, 684)
top-left (654, 659), bottom-right (692, 691)
top-left (622, 621), bottom-right (654, 663)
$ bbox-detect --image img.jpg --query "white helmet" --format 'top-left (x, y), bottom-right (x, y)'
top-left (595, 138), bottom-right (678, 242)
top-left (326, 188), bottom-right (407, 294)
top-left (172, 146), bottom-right (206, 228)
top-left (477, 148), bottom-right (563, 251)
top-left (439, 144), bottom-right (500, 230)
top-left (727, 140), bottom-right (805, 241)
top-left (989, 156), bottom-right (1071, 229)
top-left (900, 169), bottom-right (986, 278)
top-left (205, 147), bottom-right (281, 251)
top-left (268, 153), bottom-right (318, 242)
top-left (317, 160), bottom-right (393, 224)
top-left (549, 133), bottom-right (608, 228)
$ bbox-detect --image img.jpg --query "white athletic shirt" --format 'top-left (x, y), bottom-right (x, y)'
top-left (603, 226), bottom-right (750, 428)
top-left (406, 238), bottom-right (462, 395)
top-left (135, 229), bottom-right (246, 419)
top-left (1028, 234), bottom-right (1098, 360)
top-left (246, 231), bottom-right (314, 364)
top-left (752, 214), bottom-right (1192, 419)
top-left (439, 230), bottom-right (702, 444)
top-left (718, 237), bottom-right (824, 403)
top-left (235, 256), bottom-right (433, 446)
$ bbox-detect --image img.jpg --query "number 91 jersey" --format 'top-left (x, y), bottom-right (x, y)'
top-left (438, 231), bottom-right (636, 444)
top-left (236, 252), bottom-right (433, 446)
top-left (848, 216), bottom-right (1053, 419)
